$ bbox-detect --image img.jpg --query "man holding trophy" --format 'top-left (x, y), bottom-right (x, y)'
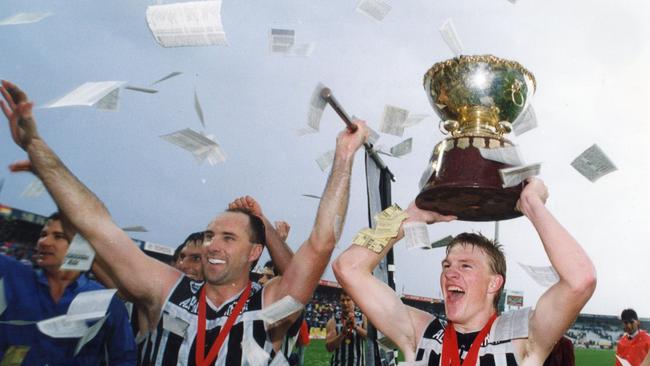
top-left (333, 55), bottom-right (597, 365)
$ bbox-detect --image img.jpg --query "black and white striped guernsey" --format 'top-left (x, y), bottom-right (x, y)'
top-left (330, 312), bottom-right (365, 366)
top-left (138, 276), bottom-right (282, 366)
top-left (415, 308), bottom-right (531, 366)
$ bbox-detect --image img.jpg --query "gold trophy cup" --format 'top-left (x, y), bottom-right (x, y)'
top-left (416, 55), bottom-right (536, 221)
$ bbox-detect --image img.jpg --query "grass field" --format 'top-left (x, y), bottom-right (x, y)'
top-left (304, 339), bottom-right (616, 365)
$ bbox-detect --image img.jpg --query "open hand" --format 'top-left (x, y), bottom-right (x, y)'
top-left (228, 195), bottom-right (263, 217)
top-left (404, 201), bottom-right (457, 225)
top-left (1, 80), bottom-right (39, 150)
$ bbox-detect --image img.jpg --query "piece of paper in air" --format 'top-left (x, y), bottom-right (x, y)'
top-left (390, 138), bottom-right (413, 158)
top-left (512, 105), bottom-right (537, 136)
top-left (518, 263), bottom-right (559, 287)
top-left (616, 355), bottom-right (632, 366)
top-left (499, 163), bottom-right (541, 188)
top-left (44, 81), bottom-right (125, 109)
top-left (146, 1), bottom-right (227, 48)
top-left (0, 177), bottom-right (4, 196)
top-left (308, 83), bottom-right (327, 131)
top-left (270, 28), bottom-right (295, 53)
top-left (479, 146), bottom-right (524, 166)
top-left (296, 127), bottom-right (318, 136)
top-left (143, 242), bottom-right (175, 256)
top-left (124, 85), bottom-right (159, 94)
top-left (122, 225), bottom-right (148, 232)
top-left (404, 114), bottom-right (428, 128)
top-left (366, 126), bottom-right (380, 145)
top-left (194, 88), bottom-right (206, 128)
top-left (285, 43), bottom-right (315, 58)
top-left (241, 336), bottom-right (271, 365)
top-left (37, 315), bottom-right (89, 338)
top-left (402, 222), bottom-right (430, 250)
top-left (94, 88), bottom-right (121, 111)
top-left (379, 105), bottom-right (409, 137)
top-left (0, 279), bottom-right (6, 317)
top-left (74, 316), bottom-right (107, 356)
top-left (259, 296), bottom-right (304, 325)
top-left (316, 150), bottom-right (335, 172)
top-left (301, 194), bottom-right (322, 200)
top-left (439, 19), bottom-right (463, 56)
top-left (67, 289), bottom-right (117, 320)
top-left (160, 128), bottom-right (226, 165)
top-left (151, 71), bottom-right (182, 85)
top-left (0, 12), bottom-right (52, 26)
top-left (60, 235), bottom-right (96, 272)
top-left (356, 0), bottom-right (391, 22)
top-left (570, 144), bottom-right (617, 182)
top-left (21, 178), bottom-right (45, 198)
top-left (431, 235), bottom-right (454, 249)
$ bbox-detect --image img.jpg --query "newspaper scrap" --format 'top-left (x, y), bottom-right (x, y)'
top-left (44, 81), bottom-right (126, 110)
top-left (430, 235), bottom-right (454, 249)
top-left (499, 163), bottom-right (541, 188)
top-left (0, 345), bottom-right (30, 365)
top-left (316, 150), bottom-right (335, 172)
top-left (353, 205), bottom-right (408, 253)
top-left (60, 235), bottom-right (96, 272)
top-left (0, 279), bottom-right (6, 317)
top-left (356, 0), bottom-right (392, 22)
top-left (0, 177), bottom-right (4, 196)
top-left (285, 43), bottom-right (315, 57)
top-left (301, 194), bottom-right (322, 200)
top-left (143, 242), bottom-right (175, 256)
top-left (307, 82), bottom-right (327, 132)
top-left (390, 138), bottom-right (413, 158)
top-left (94, 88), bottom-right (121, 111)
top-left (37, 316), bottom-right (89, 338)
top-left (570, 144), bottom-right (617, 182)
top-left (402, 222), bottom-right (430, 250)
top-left (151, 71), bottom-right (182, 85)
top-left (74, 316), bottom-right (107, 356)
top-left (439, 19), bottom-right (463, 56)
top-left (194, 88), bottom-right (206, 128)
top-left (404, 114), bottom-right (429, 128)
top-left (512, 105), bottom-right (537, 136)
top-left (67, 289), bottom-right (117, 320)
top-left (479, 146), bottom-right (524, 166)
top-left (124, 85), bottom-right (158, 94)
top-left (21, 178), bottom-right (45, 198)
top-left (122, 225), bottom-right (148, 232)
top-left (379, 105), bottom-right (409, 137)
top-left (160, 128), bottom-right (226, 166)
top-left (518, 263), bottom-right (559, 287)
top-left (242, 336), bottom-right (271, 365)
top-left (616, 355), bottom-right (632, 366)
top-left (0, 12), bottom-right (52, 26)
top-left (270, 28), bottom-right (295, 53)
top-left (259, 296), bottom-right (304, 325)
top-left (146, 1), bottom-right (227, 48)
top-left (367, 126), bottom-right (380, 145)
top-left (162, 313), bottom-right (189, 337)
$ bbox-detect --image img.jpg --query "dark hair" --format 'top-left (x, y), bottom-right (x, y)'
top-left (621, 308), bottom-right (638, 322)
top-left (263, 260), bottom-right (277, 276)
top-left (47, 212), bottom-right (61, 221)
top-left (225, 208), bottom-right (266, 247)
top-left (172, 243), bottom-right (186, 263)
top-left (446, 232), bottom-right (506, 311)
top-left (183, 231), bottom-right (205, 247)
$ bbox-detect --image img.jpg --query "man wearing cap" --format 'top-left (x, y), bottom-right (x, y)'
top-left (616, 308), bottom-right (650, 366)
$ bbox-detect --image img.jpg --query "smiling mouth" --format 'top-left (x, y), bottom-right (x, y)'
top-left (208, 258), bottom-right (225, 265)
top-left (447, 286), bottom-right (465, 301)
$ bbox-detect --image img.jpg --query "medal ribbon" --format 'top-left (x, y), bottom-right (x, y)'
top-left (196, 281), bottom-right (252, 366)
top-left (441, 314), bottom-right (497, 366)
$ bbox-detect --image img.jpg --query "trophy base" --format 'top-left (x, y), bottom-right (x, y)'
top-left (416, 185), bottom-right (523, 222)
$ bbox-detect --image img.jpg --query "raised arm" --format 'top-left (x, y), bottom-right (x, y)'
top-left (520, 178), bottom-right (597, 361)
top-left (332, 203), bottom-right (455, 360)
top-left (1, 81), bottom-right (179, 327)
top-left (228, 196), bottom-right (294, 274)
top-left (264, 122), bottom-right (368, 307)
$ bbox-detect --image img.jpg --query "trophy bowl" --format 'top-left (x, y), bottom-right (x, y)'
top-left (415, 55), bottom-right (536, 221)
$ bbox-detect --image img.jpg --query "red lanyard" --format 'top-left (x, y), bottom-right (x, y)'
top-left (195, 282), bottom-right (252, 366)
top-left (441, 314), bottom-right (497, 366)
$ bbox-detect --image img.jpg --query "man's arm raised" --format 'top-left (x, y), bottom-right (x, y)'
top-left (519, 178), bottom-right (597, 361)
top-left (1, 81), bottom-right (180, 327)
top-left (332, 203), bottom-right (455, 361)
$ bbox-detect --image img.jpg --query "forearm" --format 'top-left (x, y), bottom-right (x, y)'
top-left (261, 215), bottom-right (293, 274)
top-left (326, 331), bottom-right (346, 351)
top-left (355, 324), bottom-right (368, 338)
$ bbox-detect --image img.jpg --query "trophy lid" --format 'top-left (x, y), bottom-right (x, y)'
top-left (424, 55), bottom-right (536, 130)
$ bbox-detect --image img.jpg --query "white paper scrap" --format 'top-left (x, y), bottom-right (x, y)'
top-left (308, 83), bottom-right (327, 131)
top-left (356, 0), bottom-right (392, 22)
top-left (402, 222), bottom-right (430, 250)
top-left (242, 336), bottom-right (271, 365)
top-left (270, 28), bottom-right (295, 54)
top-left (162, 313), bottom-right (189, 337)
top-left (74, 316), bottom-right (107, 356)
top-left (379, 105), bottom-right (409, 137)
top-left (151, 71), bottom-right (182, 85)
top-left (296, 126), bottom-right (318, 136)
top-left (367, 126), bottom-right (380, 145)
top-left (404, 114), bottom-right (429, 128)
top-left (301, 194), bottom-right (322, 200)
top-left (21, 178), bottom-right (45, 198)
top-left (518, 263), bottom-right (559, 287)
top-left (94, 88), bottom-right (121, 111)
top-left (44, 81), bottom-right (125, 109)
top-left (285, 43), bottom-right (315, 58)
top-left (430, 235), bottom-right (454, 249)
top-left (512, 105), bottom-right (537, 136)
top-left (122, 225), bottom-right (148, 232)
top-left (479, 146), bottom-right (524, 166)
top-left (160, 128), bottom-right (226, 165)
top-left (124, 85), bottom-right (159, 94)
top-left (616, 355), bottom-right (632, 366)
top-left (0, 278), bottom-right (6, 317)
top-left (499, 163), bottom-right (541, 188)
top-left (0, 12), bottom-right (52, 26)
top-left (316, 150), bottom-right (335, 172)
top-left (390, 138), bottom-right (413, 158)
top-left (67, 289), bottom-right (117, 320)
top-left (439, 19), bottom-right (463, 56)
top-left (259, 296), bottom-right (304, 325)
top-left (0, 177), bottom-right (4, 196)
top-left (570, 144), bottom-right (617, 182)
top-left (37, 315), bottom-right (88, 338)
top-left (143, 242), bottom-right (175, 256)
top-left (61, 235), bottom-right (96, 272)
top-left (194, 88), bottom-right (206, 128)
top-left (146, 1), bottom-right (227, 48)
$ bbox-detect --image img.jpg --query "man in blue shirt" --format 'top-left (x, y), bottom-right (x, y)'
top-left (0, 212), bottom-right (136, 365)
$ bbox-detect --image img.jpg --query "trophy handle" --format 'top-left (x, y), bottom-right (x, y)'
top-left (496, 121), bottom-right (513, 137)
top-left (439, 120), bottom-right (459, 136)
top-left (510, 80), bottom-right (525, 107)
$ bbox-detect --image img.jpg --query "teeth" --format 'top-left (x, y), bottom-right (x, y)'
top-left (448, 286), bottom-right (464, 293)
top-left (208, 258), bottom-right (225, 264)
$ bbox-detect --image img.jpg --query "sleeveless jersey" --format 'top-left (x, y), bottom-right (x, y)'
top-left (415, 308), bottom-right (531, 366)
top-left (330, 312), bottom-right (365, 366)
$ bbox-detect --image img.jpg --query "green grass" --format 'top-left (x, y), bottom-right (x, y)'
top-left (305, 339), bottom-right (615, 365)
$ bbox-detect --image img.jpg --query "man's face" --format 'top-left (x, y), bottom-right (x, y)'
top-left (36, 220), bottom-right (69, 271)
top-left (341, 294), bottom-right (355, 314)
top-left (202, 212), bottom-right (263, 286)
top-left (177, 243), bottom-right (204, 281)
top-left (623, 319), bottom-right (639, 335)
top-left (258, 267), bottom-right (275, 286)
top-left (440, 244), bottom-right (501, 325)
